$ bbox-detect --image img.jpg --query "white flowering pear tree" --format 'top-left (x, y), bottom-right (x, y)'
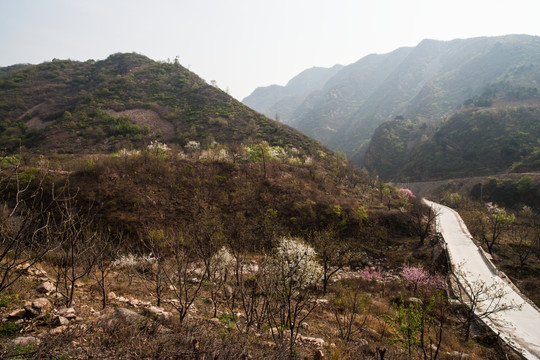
top-left (261, 237), bottom-right (323, 355)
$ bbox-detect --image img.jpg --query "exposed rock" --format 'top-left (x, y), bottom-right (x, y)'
top-left (13, 336), bottom-right (41, 346)
top-left (107, 292), bottom-right (117, 300)
top-left (208, 317), bottom-right (221, 326)
top-left (358, 338), bottom-right (369, 347)
top-left (57, 307), bottom-right (76, 319)
top-left (23, 298), bottom-right (51, 319)
top-left (36, 281), bottom-right (55, 294)
top-left (406, 297), bottom-right (424, 306)
top-left (31, 298), bottom-right (51, 312)
top-left (127, 298), bottom-right (141, 307)
top-left (298, 335), bottom-right (324, 347)
top-left (314, 299), bottom-right (329, 306)
top-left (98, 307), bottom-right (170, 333)
top-left (223, 285), bottom-right (233, 299)
top-left (8, 308), bottom-right (27, 320)
top-left (53, 315), bottom-right (70, 327)
top-left (98, 308), bottom-right (144, 328)
top-left (144, 305), bottom-right (171, 321)
top-left (50, 325), bottom-right (68, 335)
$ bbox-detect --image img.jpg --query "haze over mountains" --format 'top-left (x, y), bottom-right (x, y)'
top-left (243, 35), bottom-right (540, 179)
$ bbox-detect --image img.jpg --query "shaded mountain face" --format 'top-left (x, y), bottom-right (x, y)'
top-left (242, 64), bottom-right (343, 122)
top-left (364, 104), bottom-right (540, 181)
top-left (0, 53), bottom-right (323, 156)
top-left (244, 35), bottom-right (540, 166)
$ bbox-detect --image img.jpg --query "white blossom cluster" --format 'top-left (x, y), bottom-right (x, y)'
top-left (147, 140), bottom-right (170, 153)
top-left (184, 141), bottom-right (201, 151)
top-left (112, 148), bottom-right (141, 158)
top-left (267, 237), bottom-right (323, 290)
top-left (199, 148), bottom-right (232, 162)
top-left (212, 246), bottom-right (235, 273)
top-left (111, 253), bottom-right (156, 270)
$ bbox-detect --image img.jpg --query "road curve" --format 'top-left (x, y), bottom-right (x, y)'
top-left (425, 200), bottom-right (540, 360)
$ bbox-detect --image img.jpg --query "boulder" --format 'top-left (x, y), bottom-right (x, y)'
top-left (50, 325), bottom-right (68, 335)
top-left (36, 281), bottom-right (55, 294)
top-left (31, 298), bottom-right (51, 312)
top-left (144, 305), bottom-right (171, 321)
top-left (223, 285), bottom-right (233, 299)
top-left (98, 308), bottom-right (170, 334)
top-left (23, 297), bottom-right (51, 318)
top-left (53, 315), bottom-right (70, 327)
top-left (57, 307), bottom-right (76, 319)
top-left (8, 308), bottom-right (27, 320)
top-left (12, 336), bottom-right (41, 346)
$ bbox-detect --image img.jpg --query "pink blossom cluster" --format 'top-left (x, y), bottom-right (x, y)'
top-left (401, 265), bottom-right (445, 292)
top-left (399, 188), bottom-right (416, 198)
top-left (360, 266), bottom-right (383, 282)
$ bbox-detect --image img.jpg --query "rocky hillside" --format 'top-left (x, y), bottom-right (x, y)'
top-left (244, 35), bottom-right (540, 165)
top-left (0, 53), bottom-right (322, 156)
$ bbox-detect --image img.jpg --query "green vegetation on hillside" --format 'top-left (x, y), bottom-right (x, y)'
top-left (0, 53), bottom-right (321, 156)
top-left (366, 106), bottom-right (540, 181)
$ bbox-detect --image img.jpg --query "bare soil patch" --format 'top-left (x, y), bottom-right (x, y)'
top-left (107, 109), bottom-right (176, 141)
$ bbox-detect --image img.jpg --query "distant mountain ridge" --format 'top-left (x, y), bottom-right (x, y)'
top-left (243, 35), bottom-right (540, 165)
top-left (242, 64), bottom-right (343, 122)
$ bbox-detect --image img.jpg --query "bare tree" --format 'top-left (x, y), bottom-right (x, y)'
top-left (309, 228), bottom-right (354, 295)
top-left (0, 165), bottom-right (53, 294)
top-left (90, 227), bottom-right (123, 309)
top-left (332, 287), bottom-right (371, 343)
top-left (510, 223), bottom-right (538, 268)
top-left (453, 267), bottom-right (522, 340)
top-left (161, 232), bottom-right (206, 324)
top-left (412, 199), bottom-right (439, 246)
top-left (50, 186), bottom-right (99, 308)
top-left (478, 209), bottom-right (515, 255)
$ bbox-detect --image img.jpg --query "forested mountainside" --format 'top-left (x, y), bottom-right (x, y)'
top-left (0, 53), bottom-right (322, 156)
top-left (244, 35), bottom-right (540, 165)
top-left (364, 102), bottom-right (540, 181)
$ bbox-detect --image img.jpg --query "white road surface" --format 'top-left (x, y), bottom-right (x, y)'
top-left (425, 200), bottom-right (540, 359)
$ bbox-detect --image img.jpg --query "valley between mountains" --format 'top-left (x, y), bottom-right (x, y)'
top-left (1, 36), bottom-right (540, 359)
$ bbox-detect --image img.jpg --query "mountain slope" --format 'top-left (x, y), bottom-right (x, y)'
top-left (0, 53), bottom-right (323, 156)
top-left (242, 65), bottom-right (343, 122)
top-left (244, 35), bottom-right (540, 165)
top-left (365, 104), bottom-right (540, 181)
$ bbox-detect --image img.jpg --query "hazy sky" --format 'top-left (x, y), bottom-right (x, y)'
top-left (1, 0), bottom-right (540, 100)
